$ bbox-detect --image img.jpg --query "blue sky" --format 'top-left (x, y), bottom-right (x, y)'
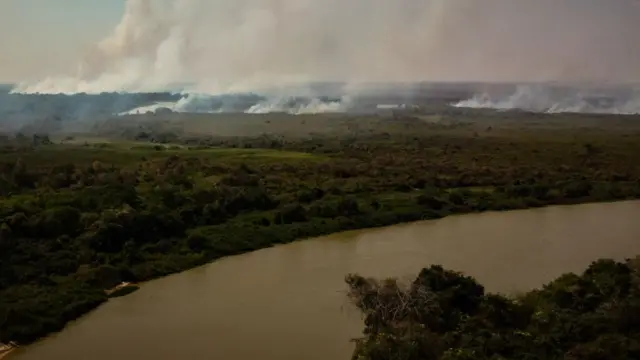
top-left (0, 0), bottom-right (125, 82)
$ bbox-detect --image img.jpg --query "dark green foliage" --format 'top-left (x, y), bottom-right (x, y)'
top-left (274, 203), bottom-right (308, 224)
top-left (0, 281), bottom-right (107, 344)
top-left (1, 118), bottom-right (640, 345)
top-left (347, 258), bottom-right (640, 360)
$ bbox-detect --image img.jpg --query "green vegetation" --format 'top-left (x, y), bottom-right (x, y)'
top-left (347, 257), bottom-right (640, 360)
top-left (1, 112), bottom-right (640, 345)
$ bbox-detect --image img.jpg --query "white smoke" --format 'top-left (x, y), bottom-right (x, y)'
top-left (453, 85), bottom-right (640, 115)
top-left (11, 0), bottom-right (640, 102)
top-left (14, 0), bottom-right (187, 94)
top-left (246, 96), bottom-right (351, 114)
top-left (119, 93), bottom-right (353, 115)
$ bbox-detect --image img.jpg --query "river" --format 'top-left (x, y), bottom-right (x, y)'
top-left (11, 201), bottom-right (640, 360)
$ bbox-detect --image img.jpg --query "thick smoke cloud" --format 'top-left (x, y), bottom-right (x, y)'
top-left (13, 0), bottom-right (640, 95)
top-left (453, 84), bottom-right (640, 114)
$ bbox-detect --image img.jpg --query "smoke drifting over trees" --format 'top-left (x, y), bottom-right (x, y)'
top-left (14, 0), bottom-right (640, 94)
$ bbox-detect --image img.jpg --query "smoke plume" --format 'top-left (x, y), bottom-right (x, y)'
top-left (453, 84), bottom-right (640, 115)
top-left (12, 0), bottom-right (640, 95)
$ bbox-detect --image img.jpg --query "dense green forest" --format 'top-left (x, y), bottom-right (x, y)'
top-left (347, 257), bottom-right (640, 360)
top-left (1, 113), bottom-right (640, 345)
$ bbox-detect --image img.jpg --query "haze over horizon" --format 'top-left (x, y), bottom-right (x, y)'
top-left (3, 0), bottom-right (640, 94)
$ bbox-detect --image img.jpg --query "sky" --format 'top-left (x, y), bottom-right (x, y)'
top-left (2, 0), bottom-right (640, 90)
top-left (0, 0), bottom-right (125, 82)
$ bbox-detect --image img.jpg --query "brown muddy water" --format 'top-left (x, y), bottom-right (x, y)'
top-left (11, 201), bottom-right (640, 360)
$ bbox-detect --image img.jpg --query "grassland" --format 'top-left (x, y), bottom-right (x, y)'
top-left (1, 108), bottom-right (640, 345)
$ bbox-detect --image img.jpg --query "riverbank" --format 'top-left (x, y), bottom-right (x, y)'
top-left (2, 114), bottom-right (640, 345)
top-left (0, 343), bottom-right (17, 360)
top-left (10, 199), bottom-right (640, 360)
top-left (0, 349), bottom-right (14, 360)
top-left (4, 196), bottom-right (638, 348)
top-left (105, 282), bottom-right (140, 298)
